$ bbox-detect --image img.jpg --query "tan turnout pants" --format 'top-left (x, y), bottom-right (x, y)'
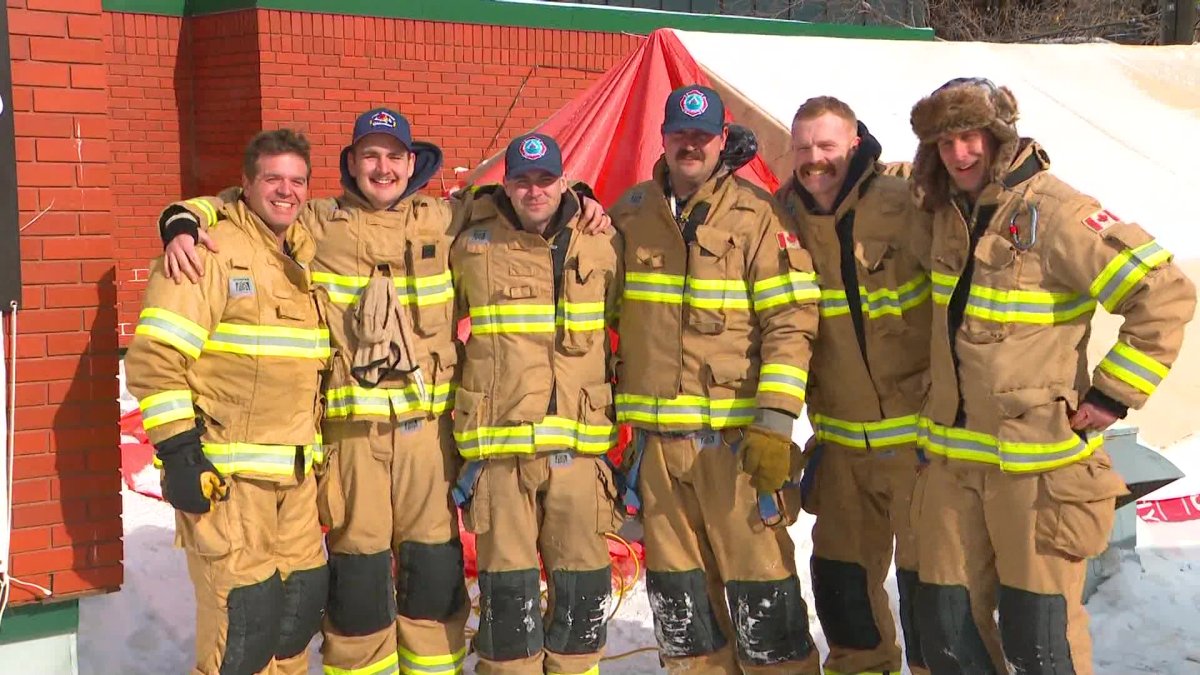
top-left (635, 428), bottom-right (820, 675)
top-left (317, 416), bottom-right (470, 675)
top-left (461, 451), bottom-right (625, 675)
top-left (912, 448), bottom-right (1128, 675)
top-left (804, 444), bottom-right (928, 675)
top-left (179, 470), bottom-right (326, 675)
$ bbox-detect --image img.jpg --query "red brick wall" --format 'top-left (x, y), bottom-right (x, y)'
top-left (7, 0), bottom-right (122, 603)
top-left (105, 11), bottom-right (184, 339)
top-left (105, 9), bottom-right (642, 343)
top-left (254, 10), bottom-right (643, 195)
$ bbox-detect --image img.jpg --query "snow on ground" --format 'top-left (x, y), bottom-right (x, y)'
top-left (77, 486), bottom-right (1200, 674)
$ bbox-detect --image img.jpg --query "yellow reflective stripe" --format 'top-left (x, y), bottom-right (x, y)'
top-left (396, 644), bottom-right (466, 675)
top-left (454, 416), bottom-right (617, 459)
top-left (752, 271), bottom-right (821, 311)
top-left (812, 413), bottom-right (919, 449)
top-left (1098, 342), bottom-right (1169, 396)
top-left (184, 198), bottom-right (218, 226)
top-left (138, 390), bottom-right (195, 430)
top-left (616, 393), bottom-right (756, 429)
top-left (819, 275), bottom-right (931, 319)
top-left (136, 307), bottom-right (209, 359)
top-left (623, 272), bottom-right (684, 304)
top-left (324, 382), bottom-right (455, 419)
top-left (324, 651), bottom-right (400, 675)
top-left (561, 300), bottom-right (606, 331)
top-left (929, 272), bottom-right (1094, 324)
top-left (202, 437), bottom-right (321, 476)
top-left (757, 363), bottom-right (808, 403)
top-left (931, 270), bottom-right (956, 305)
top-left (311, 271), bottom-right (454, 307)
top-left (687, 277), bottom-right (751, 310)
top-left (624, 273), bottom-right (754, 310)
top-left (203, 323), bottom-right (330, 359)
top-left (469, 304), bottom-right (556, 334)
top-left (1089, 241), bottom-right (1171, 311)
top-left (917, 417), bottom-right (1100, 472)
top-left (406, 270), bottom-right (454, 307)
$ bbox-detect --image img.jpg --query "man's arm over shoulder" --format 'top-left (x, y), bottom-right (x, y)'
top-left (1041, 188), bottom-right (1197, 413)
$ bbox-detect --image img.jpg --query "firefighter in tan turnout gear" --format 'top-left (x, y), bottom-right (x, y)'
top-left (907, 77), bottom-right (1196, 674)
top-left (775, 96), bottom-right (932, 675)
top-left (609, 84), bottom-right (822, 674)
top-left (126, 129), bottom-right (329, 675)
top-left (448, 133), bottom-right (624, 675)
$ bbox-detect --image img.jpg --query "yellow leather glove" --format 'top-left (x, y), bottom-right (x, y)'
top-left (741, 424), bottom-right (794, 493)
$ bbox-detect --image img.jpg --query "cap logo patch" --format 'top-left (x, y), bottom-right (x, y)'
top-left (680, 90), bottom-right (708, 118)
top-left (520, 137), bottom-right (547, 160)
top-left (369, 111), bottom-right (397, 128)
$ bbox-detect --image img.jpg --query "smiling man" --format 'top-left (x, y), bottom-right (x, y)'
top-left (908, 77), bottom-right (1196, 674)
top-left (125, 129), bottom-right (329, 675)
top-left (774, 96), bottom-right (933, 675)
top-left (608, 84), bottom-right (822, 674)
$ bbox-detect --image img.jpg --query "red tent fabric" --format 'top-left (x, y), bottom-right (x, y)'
top-left (468, 28), bottom-right (779, 206)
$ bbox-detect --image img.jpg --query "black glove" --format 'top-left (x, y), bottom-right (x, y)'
top-left (720, 124), bottom-right (759, 173)
top-left (159, 205), bottom-right (200, 248)
top-left (155, 426), bottom-right (225, 515)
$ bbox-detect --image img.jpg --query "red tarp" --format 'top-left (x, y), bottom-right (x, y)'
top-left (468, 28), bottom-right (779, 206)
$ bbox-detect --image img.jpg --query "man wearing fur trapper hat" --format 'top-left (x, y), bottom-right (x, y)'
top-left (907, 77), bottom-right (1196, 674)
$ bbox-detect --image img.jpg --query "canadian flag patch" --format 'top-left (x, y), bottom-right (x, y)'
top-left (777, 231), bottom-right (801, 250)
top-left (1083, 208), bottom-right (1121, 233)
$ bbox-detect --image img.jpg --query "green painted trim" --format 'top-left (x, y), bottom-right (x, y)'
top-left (102, 0), bottom-right (934, 40)
top-left (102, 0), bottom-right (187, 15)
top-left (0, 600), bottom-right (79, 646)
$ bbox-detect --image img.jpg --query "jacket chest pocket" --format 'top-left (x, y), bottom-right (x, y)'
top-left (854, 239), bottom-right (908, 334)
top-left (562, 253), bottom-right (606, 354)
top-left (687, 229), bottom-right (742, 335)
top-left (406, 236), bottom-right (451, 337)
top-left (962, 233), bottom-right (1020, 344)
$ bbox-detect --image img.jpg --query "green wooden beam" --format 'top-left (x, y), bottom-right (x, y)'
top-left (0, 600), bottom-right (79, 646)
top-left (101, 0), bottom-right (934, 40)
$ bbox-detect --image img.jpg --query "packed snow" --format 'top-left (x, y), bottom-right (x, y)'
top-left (77, 441), bottom-right (1200, 674)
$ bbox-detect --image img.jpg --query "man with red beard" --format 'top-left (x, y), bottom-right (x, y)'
top-left (908, 77), bottom-right (1194, 674)
top-left (774, 96), bottom-right (933, 675)
top-left (154, 108), bottom-right (609, 675)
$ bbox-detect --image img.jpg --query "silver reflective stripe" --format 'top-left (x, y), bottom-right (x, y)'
top-left (139, 315), bottom-right (206, 351)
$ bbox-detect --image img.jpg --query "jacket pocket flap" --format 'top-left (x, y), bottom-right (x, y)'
top-left (695, 228), bottom-right (734, 259)
top-left (1101, 222), bottom-right (1164, 265)
top-left (785, 246), bottom-right (811, 272)
top-left (583, 383), bottom-right (614, 410)
top-left (994, 387), bottom-right (1059, 419)
top-left (574, 255), bottom-right (598, 283)
top-left (1042, 453), bottom-right (1131, 504)
top-left (635, 246), bottom-right (665, 269)
top-left (973, 233), bottom-right (1016, 268)
top-left (854, 239), bottom-right (894, 272)
top-left (707, 357), bottom-right (750, 386)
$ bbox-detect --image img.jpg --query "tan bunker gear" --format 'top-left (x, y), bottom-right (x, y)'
top-left (127, 198), bottom-right (329, 675)
top-left (776, 121), bottom-right (933, 675)
top-left (610, 157), bottom-right (822, 674)
top-left (908, 79), bottom-right (1196, 675)
top-left (448, 186), bottom-right (625, 675)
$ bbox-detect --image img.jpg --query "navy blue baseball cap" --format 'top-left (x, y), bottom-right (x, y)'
top-left (350, 107), bottom-right (413, 149)
top-left (504, 133), bottom-right (563, 180)
top-left (662, 85), bottom-right (726, 136)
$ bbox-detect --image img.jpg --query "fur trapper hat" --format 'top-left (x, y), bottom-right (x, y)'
top-left (909, 77), bottom-right (1020, 208)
